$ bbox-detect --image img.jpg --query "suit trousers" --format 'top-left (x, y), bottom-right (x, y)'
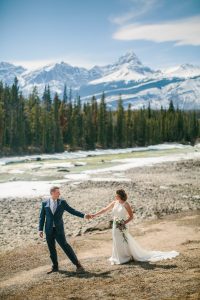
top-left (46, 227), bottom-right (79, 268)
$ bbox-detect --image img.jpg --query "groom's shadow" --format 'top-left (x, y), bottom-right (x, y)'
top-left (58, 269), bottom-right (112, 279)
top-left (127, 260), bottom-right (178, 270)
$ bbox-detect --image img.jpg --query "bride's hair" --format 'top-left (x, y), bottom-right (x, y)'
top-left (116, 189), bottom-right (127, 201)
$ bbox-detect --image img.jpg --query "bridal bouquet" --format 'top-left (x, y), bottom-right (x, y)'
top-left (115, 218), bottom-right (128, 243)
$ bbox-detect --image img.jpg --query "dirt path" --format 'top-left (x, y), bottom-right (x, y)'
top-left (0, 210), bottom-right (199, 300)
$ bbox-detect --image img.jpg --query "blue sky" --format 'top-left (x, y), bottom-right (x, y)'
top-left (1, 0), bottom-right (200, 70)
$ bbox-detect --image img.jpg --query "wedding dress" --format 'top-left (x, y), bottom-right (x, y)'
top-left (109, 201), bottom-right (179, 265)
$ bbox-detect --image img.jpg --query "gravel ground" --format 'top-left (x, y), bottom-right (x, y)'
top-left (0, 159), bottom-right (199, 299)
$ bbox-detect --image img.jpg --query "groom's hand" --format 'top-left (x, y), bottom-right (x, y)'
top-left (39, 231), bottom-right (43, 238)
top-left (85, 214), bottom-right (92, 220)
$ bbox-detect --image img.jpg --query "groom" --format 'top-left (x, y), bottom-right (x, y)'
top-left (39, 186), bottom-right (91, 274)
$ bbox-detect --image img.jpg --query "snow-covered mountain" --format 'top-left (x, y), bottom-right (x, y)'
top-left (20, 61), bottom-right (103, 96)
top-left (90, 51), bottom-right (157, 84)
top-left (0, 62), bottom-right (26, 86)
top-left (0, 51), bottom-right (200, 110)
top-left (161, 64), bottom-right (200, 78)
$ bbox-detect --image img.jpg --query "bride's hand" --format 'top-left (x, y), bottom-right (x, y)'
top-left (90, 214), bottom-right (96, 219)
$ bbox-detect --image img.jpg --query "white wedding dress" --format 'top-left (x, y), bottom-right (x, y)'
top-left (109, 201), bottom-right (179, 265)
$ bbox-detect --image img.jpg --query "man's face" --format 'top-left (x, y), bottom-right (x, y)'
top-left (51, 189), bottom-right (60, 199)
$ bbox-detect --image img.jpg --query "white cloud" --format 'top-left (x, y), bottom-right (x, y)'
top-left (11, 59), bottom-right (56, 70)
top-left (11, 57), bottom-right (99, 70)
top-left (113, 15), bottom-right (200, 46)
top-left (110, 0), bottom-right (159, 25)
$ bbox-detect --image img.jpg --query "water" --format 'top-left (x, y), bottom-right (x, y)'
top-left (0, 143), bottom-right (199, 198)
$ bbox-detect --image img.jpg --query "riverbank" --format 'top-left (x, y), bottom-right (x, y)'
top-left (0, 159), bottom-right (199, 251)
top-left (0, 158), bottom-right (199, 299)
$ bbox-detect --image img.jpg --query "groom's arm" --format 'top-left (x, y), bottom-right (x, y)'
top-left (63, 200), bottom-right (85, 218)
top-left (39, 202), bottom-right (46, 232)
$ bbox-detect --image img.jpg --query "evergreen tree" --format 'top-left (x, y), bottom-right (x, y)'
top-left (0, 84), bottom-right (4, 150)
top-left (137, 108), bottom-right (146, 146)
top-left (0, 78), bottom-right (199, 156)
top-left (53, 93), bottom-right (64, 152)
top-left (97, 92), bottom-right (107, 147)
top-left (115, 95), bottom-right (125, 147)
top-left (82, 102), bottom-right (95, 149)
top-left (17, 92), bottom-right (26, 149)
top-left (63, 84), bottom-right (68, 103)
top-left (26, 87), bottom-right (41, 148)
top-left (91, 96), bottom-right (98, 144)
top-left (168, 99), bottom-right (175, 113)
top-left (71, 96), bottom-right (83, 149)
top-left (41, 86), bottom-right (54, 153)
top-left (64, 96), bottom-right (73, 146)
top-left (10, 77), bottom-right (20, 151)
top-left (42, 85), bottom-right (52, 111)
top-left (106, 109), bottom-right (114, 148)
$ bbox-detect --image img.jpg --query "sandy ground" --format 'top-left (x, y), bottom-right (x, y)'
top-left (0, 159), bottom-right (200, 299)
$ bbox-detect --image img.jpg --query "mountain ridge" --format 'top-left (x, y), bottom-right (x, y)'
top-left (0, 51), bottom-right (200, 110)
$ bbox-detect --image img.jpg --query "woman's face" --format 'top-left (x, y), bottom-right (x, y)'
top-left (115, 194), bottom-right (121, 201)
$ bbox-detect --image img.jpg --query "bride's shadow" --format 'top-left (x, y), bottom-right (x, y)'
top-left (58, 269), bottom-right (112, 278)
top-left (127, 260), bottom-right (178, 270)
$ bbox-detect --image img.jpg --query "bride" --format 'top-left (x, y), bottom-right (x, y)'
top-left (91, 189), bottom-right (179, 265)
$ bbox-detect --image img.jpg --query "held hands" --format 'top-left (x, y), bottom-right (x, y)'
top-left (84, 214), bottom-right (92, 220)
top-left (84, 214), bottom-right (97, 220)
top-left (39, 231), bottom-right (43, 238)
top-left (90, 214), bottom-right (96, 219)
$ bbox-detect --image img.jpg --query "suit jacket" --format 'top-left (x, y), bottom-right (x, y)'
top-left (39, 198), bottom-right (85, 235)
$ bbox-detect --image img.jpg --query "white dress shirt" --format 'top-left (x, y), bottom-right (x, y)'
top-left (50, 198), bottom-right (57, 214)
top-left (50, 198), bottom-right (57, 227)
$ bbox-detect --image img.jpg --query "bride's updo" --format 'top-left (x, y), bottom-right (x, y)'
top-left (116, 189), bottom-right (127, 201)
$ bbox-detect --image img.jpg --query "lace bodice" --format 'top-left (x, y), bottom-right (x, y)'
top-left (112, 201), bottom-right (128, 219)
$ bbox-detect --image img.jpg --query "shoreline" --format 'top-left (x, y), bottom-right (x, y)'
top-left (0, 143), bottom-right (194, 164)
top-left (0, 144), bottom-right (200, 198)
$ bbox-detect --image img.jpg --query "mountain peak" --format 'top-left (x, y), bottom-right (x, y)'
top-left (0, 53), bottom-right (199, 110)
top-left (0, 62), bottom-right (14, 68)
top-left (0, 61), bottom-right (26, 71)
top-left (117, 50), bottom-right (142, 66)
top-left (163, 63), bottom-right (200, 78)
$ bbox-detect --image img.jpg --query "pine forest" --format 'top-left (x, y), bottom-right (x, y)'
top-left (0, 78), bottom-right (199, 156)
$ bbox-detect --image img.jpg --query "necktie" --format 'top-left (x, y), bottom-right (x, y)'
top-left (53, 200), bottom-right (57, 214)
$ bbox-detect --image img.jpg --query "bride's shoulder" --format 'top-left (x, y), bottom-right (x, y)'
top-left (124, 201), bottom-right (135, 212)
top-left (123, 201), bottom-right (131, 208)
top-left (123, 200), bottom-right (129, 205)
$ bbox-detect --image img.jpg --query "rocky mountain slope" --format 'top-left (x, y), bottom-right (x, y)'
top-left (1, 51), bottom-right (200, 109)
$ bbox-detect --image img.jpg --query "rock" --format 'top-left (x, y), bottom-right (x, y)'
top-left (83, 221), bottom-right (112, 233)
top-left (159, 186), bottom-right (168, 190)
top-left (74, 229), bottom-right (82, 237)
top-left (57, 168), bottom-right (70, 172)
top-left (192, 195), bottom-right (200, 200)
top-left (74, 162), bottom-right (86, 166)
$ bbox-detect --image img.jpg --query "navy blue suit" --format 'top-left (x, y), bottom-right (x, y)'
top-left (39, 198), bottom-right (85, 268)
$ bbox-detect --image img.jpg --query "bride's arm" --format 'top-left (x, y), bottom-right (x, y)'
top-left (123, 202), bottom-right (134, 224)
top-left (92, 201), bottom-right (115, 218)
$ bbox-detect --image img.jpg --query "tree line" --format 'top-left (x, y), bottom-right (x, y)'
top-left (0, 78), bottom-right (199, 156)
